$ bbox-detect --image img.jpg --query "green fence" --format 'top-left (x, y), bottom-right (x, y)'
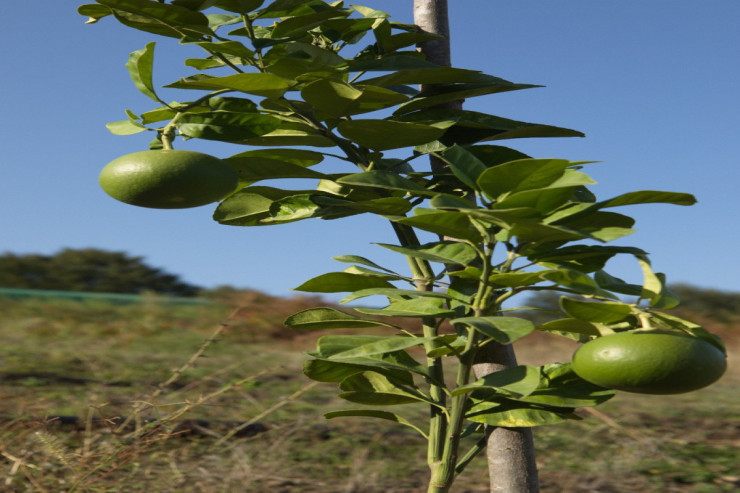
top-left (0, 287), bottom-right (212, 305)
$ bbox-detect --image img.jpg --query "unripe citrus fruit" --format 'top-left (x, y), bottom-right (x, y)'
top-left (571, 330), bottom-right (726, 394)
top-left (99, 150), bottom-right (238, 209)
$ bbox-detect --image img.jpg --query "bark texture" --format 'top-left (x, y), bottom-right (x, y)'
top-left (413, 1), bottom-right (540, 492)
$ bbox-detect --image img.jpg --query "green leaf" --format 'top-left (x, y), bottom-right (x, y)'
top-left (453, 316), bottom-right (535, 344)
top-left (637, 258), bottom-right (679, 309)
top-left (125, 42), bottom-right (160, 103)
top-left (537, 318), bottom-right (602, 338)
top-left (598, 190), bottom-right (697, 208)
top-left (236, 122), bottom-right (336, 147)
top-left (336, 120), bottom-right (445, 151)
top-left (214, 0), bottom-right (264, 14)
top-left (166, 72), bottom-right (291, 98)
top-left (454, 365), bottom-right (541, 398)
top-left (332, 255), bottom-right (401, 276)
top-left (324, 410), bottom-right (427, 438)
top-left (361, 68), bottom-right (515, 87)
top-left (230, 148), bottom-right (323, 166)
top-left (476, 159), bottom-right (578, 200)
top-left (106, 117), bottom-right (147, 135)
top-left (336, 170), bottom-right (432, 195)
top-left (395, 81), bottom-right (539, 114)
top-left (328, 335), bottom-right (447, 360)
top-left (225, 155), bottom-right (325, 183)
top-left (438, 144), bottom-right (488, 191)
top-left (560, 297), bottom-right (633, 324)
top-left (355, 297), bottom-right (456, 318)
top-left (97, 0), bottom-right (213, 38)
top-left (340, 288), bottom-right (453, 305)
top-left (270, 8), bottom-right (351, 38)
top-left (192, 40), bottom-right (254, 58)
top-left (294, 272), bottom-right (395, 293)
top-left (78, 4), bottom-right (113, 23)
top-left (376, 241), bottom-right (478, 266)
top-left (178, 112), bottom-right (281, 142)
top-left (487, 271), bottom-right (550, 288)
top-left (257, 0), bottom-right (326, 18)
top-left (467, 400), bottom-right (576, 427)
top-left (394, 210), bottom-right (483, 243)
top-left (542, 269), bottom-right (617, 299)
top-left (517, 363), bottom-right (615, 408)
top-left (285, 307), bottom-right (399, 330)
top-left (213, 186), bottom-right (315, 226)
top-left (399, 109), bottom-right (584, 146)
top-left (339, 371), bottom-right (436, 407)
top-left (594, 271), bottom-right (644, 297)
top-left (529, 245), bottom-right (648, 273)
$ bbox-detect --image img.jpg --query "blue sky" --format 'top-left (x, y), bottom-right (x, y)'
top-left (2, 1), bottom-right (739, 298)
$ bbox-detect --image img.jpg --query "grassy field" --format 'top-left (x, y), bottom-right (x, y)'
top-left (0, 292), bottom-right (737, 492)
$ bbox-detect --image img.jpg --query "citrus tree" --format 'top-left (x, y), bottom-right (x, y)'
top-left (79, 1), bottom-right (727, 491)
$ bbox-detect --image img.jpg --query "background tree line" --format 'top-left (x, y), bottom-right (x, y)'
top-left (1, 249), bottom-right (737, 323)
top-left (0, 248), bottom-right (200, 296)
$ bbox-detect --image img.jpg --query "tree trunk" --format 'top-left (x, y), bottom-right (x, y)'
top-left (413, 2), bottom-right (540, 492)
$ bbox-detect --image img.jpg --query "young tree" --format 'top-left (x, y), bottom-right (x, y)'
top-left (79, 1), bottom-right (727, 491)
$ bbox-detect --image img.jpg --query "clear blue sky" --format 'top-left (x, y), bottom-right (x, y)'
top-left (2, 1), bottom-right (739, 298)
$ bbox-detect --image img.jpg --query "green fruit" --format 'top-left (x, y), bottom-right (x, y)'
top-left (99, 150), bottom-right (238, 209)
top-left (571, 330), bottom-right (726, 394)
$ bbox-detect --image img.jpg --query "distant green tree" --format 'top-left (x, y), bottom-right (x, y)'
top-left (0, 248), bottom-right (200, 296)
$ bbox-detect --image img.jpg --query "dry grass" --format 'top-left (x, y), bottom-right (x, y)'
top-left (0, 293), bottom-right (737, 492)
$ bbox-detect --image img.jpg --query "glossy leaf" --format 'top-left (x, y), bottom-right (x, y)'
top-left (125, 42), bottom-right (160, 103)
top-left (594, 270), bottom-right (644, 297)
top-left (106, 116), bottom-right (147, 135)
top-left (395, 81), bottom-right (539, 114)
top-left (78, 4), bottom-right (113, 23)
top-left (230, 148), bottom-right (323, 167)
top-left (560, 297), bottom-right (633, 324)
top-left (376, 241), bottom-right (478, 266)
top-left (213, 186), bottom-right (315, 226)
top-left (97, 0), bottom-right (213, 38)
top-left (336, 170), bottom-right (432, 195)
top-left (453, 316), bottom-right (535, 344)
top-left (337, 120), bottom-right (445, 151)
top-left (536, 318), bottom-right (602, 338)
top-left (226, 155), bottom-right (326, 182)
top-left (340, 288), bottom-right (453, 305)
top-left (332, 255), bottom-right (402, 276)
top-left (400, 109), bottom-right (584, 146)
top-left (529, 245), bottom-right (648, 273)
top-left (170, 72), bottom-right (290, 98)
top-left (192, 40), bottom-right (254, 58)
top-left (438, 144), bottom-right (488, 191)
top-left (542, 269), bottom-right (617, 299)
top-left (328, 335), bottom-right (449, 360)
top-left (285, 307), bottom-right (399, 330)
top-left (453, 365), bottom-right (541, 398)
top-left (487, 271), bottom-right (550, 288)
top-left (324, 410), bottom-right (427, 438)
top-left (466, 400), bottom-right (576, 427)
top-left (178, 112), bottom-right (281, 142)
top-left (355, 297), bottom-right (456, 318)
top-left (598, 190), bottom-right (697, 208)
top-left (294, 272), bottom-right (395, 293)
top-left (517, 364), bottom-right (615, 408)
top-left (477, 159), bottom-right (577, 201)
top-left (270, 9), bottom-right (351, 38)
top-left (339, 371), bottom-right (437, 407)
top-left (213, 0), bottom-right (264, 14)
top-left (394, 210), bottom-right (483, 243)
